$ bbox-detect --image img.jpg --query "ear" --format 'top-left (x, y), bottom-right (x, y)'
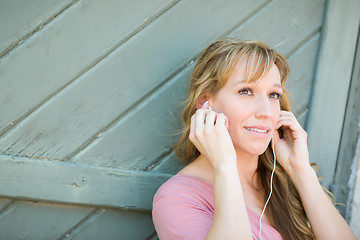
top-left (196, 95), bottom-right (208, 109)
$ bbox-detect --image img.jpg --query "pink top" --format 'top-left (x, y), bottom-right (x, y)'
top-left (152, 174), bottom-right (283, 240)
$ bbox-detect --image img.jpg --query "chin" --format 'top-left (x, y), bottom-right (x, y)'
top-left (235, 141), bottom-right (270, 156)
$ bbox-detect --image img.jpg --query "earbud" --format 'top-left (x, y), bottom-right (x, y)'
top-left (202, 100), bottom-right (212, 110)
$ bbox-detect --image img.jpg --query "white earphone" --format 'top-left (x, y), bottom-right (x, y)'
top-left (253, 135), bottom-right (276, 240)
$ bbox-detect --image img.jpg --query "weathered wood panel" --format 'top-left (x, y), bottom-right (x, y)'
top-left (73, 66), bottom-right (192, 169)
top-left (0, 0), bottom-right (75, 56)
top-left (306, 0), bottom-right (360, 188)
top-left (0, 0), bottom-right (174, 135)
top-left (66, 208), bottom-right (154, 240)
top-left (331, 28), bottom-right (360, 216)
top-left (0, 200), bottom-right (93, 240)
top-left (0, 0), bottom-right (268, 161)
top-left (229, 0), bottom-right (324, 56)
top-left (0, 0), bottom-right (328, 238)
top-left (0, 199), bottom-right (155, 240)
top-left (73, 0), bottom-right (323, 169)
top-left (287, 33), bottom-right (320, 118)
top-left (0, 155), bottom-right (171, 210)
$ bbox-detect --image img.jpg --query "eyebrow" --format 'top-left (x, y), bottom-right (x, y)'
top-left (233, 80), bottom-right (283, 90)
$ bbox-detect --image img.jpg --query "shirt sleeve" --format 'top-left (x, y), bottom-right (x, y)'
top-left (152, 193), bottom-right (213, 240)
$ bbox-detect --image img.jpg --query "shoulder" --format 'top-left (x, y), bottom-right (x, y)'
top-left (152, 174), bottom-right (214, 239)
top-left (153, 174), bottom-right (213, 204)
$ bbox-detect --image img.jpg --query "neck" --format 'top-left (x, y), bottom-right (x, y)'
top-left (194, 150), bottom-right (259, 187)
top-left (235, 149), bottom-right (259, 187)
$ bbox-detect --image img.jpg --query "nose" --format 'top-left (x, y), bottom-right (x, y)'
top-left (254, 96), bottom-right (272, 119)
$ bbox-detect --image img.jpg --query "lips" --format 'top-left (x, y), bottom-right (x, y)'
top-left (244, 125), bottom-right (271, 138)
top-left (245, 125), bottom-right (270, 132)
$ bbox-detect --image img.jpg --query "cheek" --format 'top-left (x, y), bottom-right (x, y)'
top-left (224, 104), bottom-right (251, 127)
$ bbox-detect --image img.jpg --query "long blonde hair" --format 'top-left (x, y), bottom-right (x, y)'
top-left (173, 38), bottom-right (315, 240)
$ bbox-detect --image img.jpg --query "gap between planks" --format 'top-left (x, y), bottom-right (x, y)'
top-left (0, 0), bottom-right (181, 139)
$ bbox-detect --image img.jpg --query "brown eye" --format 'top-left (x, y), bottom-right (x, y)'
top-left (269, 92), bottom-right (281, 99)
top-left (238, 88), bottom-right (253, 96)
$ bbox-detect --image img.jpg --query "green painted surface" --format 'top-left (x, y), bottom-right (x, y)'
top-left (306, 0), bottom-right (360, 188)
top-left (0, 0), bottom-right (329, 238)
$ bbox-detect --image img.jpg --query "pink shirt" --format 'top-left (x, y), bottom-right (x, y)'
top-left (152, 174), bottom-right (283, 240)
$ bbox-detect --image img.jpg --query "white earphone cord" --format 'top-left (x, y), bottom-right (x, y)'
top-left (252, 137), bottom-right (276, 240)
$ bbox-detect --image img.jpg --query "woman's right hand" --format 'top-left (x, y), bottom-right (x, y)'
top-left (188, 101), bottom-right (237, 170)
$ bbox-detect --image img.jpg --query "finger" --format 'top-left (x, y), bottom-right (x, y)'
top-left (194, 109), bottom-right (206, 136)
top-left (279, 110), bottom-right (296, 118)
top-left (276, 115), bottom-right (302, 130)
top-left (276, 119), bottom-right (305, 140)
top-left (215, 113), bottom-right (229, 129)
top-left (205, 111), bottom-right (216, 128)
top-left (273, 129), bottom-right (280, 143)
top-left (189, 114), bottom-right (196, 142)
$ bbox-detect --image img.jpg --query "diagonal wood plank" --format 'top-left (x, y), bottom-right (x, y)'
top-left (63, 208), bottom-right (155, 240)
top-left (287, 33), bottom-right (320, 117)
top-left (0, 154), bottom-right (171, 211)
top-left (0, 200), bottom-right (94, 240)
top-left (0, 0), bottom-right (175, 135)
top-left (0, 0), bottom-right (268, 161)
top-left (229, 0), bottom-right (324, 56)
top-left (0, 0), bottom-right (76, 56)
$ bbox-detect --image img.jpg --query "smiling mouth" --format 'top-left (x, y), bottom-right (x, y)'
top-left (244, 127), bottom-right (269, 133)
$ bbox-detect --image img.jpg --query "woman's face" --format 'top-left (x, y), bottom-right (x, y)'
top-left (209, 61), bottom-right (282, 157)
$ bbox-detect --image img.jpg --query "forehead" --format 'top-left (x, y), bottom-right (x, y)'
top-left (226, 59), bottom-right (281, 87)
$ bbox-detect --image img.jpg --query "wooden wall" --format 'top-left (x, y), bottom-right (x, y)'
top-left (0, 0), bottom-right (326, 239)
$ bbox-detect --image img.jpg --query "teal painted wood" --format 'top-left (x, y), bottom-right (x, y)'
top-left (0, 200), bottom-right (94, 240)
top-left (0, 0), bottom-right (75, 56)
top-left (0, 199), bottom-right (13, 212)
top-left (72, 65), bottom-right (192, 169)
top-left (0, 0), bottom-right (267, 162)
top-left (0, 199), bottom-right (155, 240)
top-left (0, 0), bottom-right (173, 135)
top-left (306, 0), bottom-right (360, 188)
top-left (67, 208), bottom-right (154, 240)
top-left (151, 151), bottom-right (185, 174)
top-left (0, 0), bottom-right (328, 238)
top-left (287, 33), bottom-right (320, 119)
top-left (229, 0), bottom-right (324, 56)
top-left (0, 154), bottom-right (171, 210)
top-left (331, 29), bottom-right (360, 216)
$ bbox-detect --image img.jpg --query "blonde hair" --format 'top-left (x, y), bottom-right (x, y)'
top-left (173, 38), bottom-right (315, 239)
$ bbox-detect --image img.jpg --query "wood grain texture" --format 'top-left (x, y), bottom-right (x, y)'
top-left (0, 0), bottom-right (173, 134)
top-left (331, 29), bottom-right (360, 216)
top-left (0, 200), bottom-right (94, 240)
top-left (0, 154), bottom-right (171, 210)
top-left (229, 0), bottom-right (324, 56)
top-left (0, 0), bottom-right (75, 55)
top-left (72, 66), bottom-right (192, 169)
top-left (287, 33), bottom-right (320, 118)
top-left (306, 0), bottom-right (360, 188)
top-left (0, 0), bottom-right (266, 161)
top-left (67, 208), bottom-right (154, 240)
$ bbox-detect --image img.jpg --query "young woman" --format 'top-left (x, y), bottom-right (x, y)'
top-left (152, 38), bottom-right (356, 240)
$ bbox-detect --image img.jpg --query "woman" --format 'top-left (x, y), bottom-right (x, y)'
top-left (152, 38), bottom-right (356, 239)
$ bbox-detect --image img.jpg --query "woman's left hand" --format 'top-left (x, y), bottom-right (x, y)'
top-left (273, 111), bottom-right (311, 178)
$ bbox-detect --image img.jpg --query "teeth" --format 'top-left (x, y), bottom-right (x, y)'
top-left (245, 127), bottom-right (268, 133)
